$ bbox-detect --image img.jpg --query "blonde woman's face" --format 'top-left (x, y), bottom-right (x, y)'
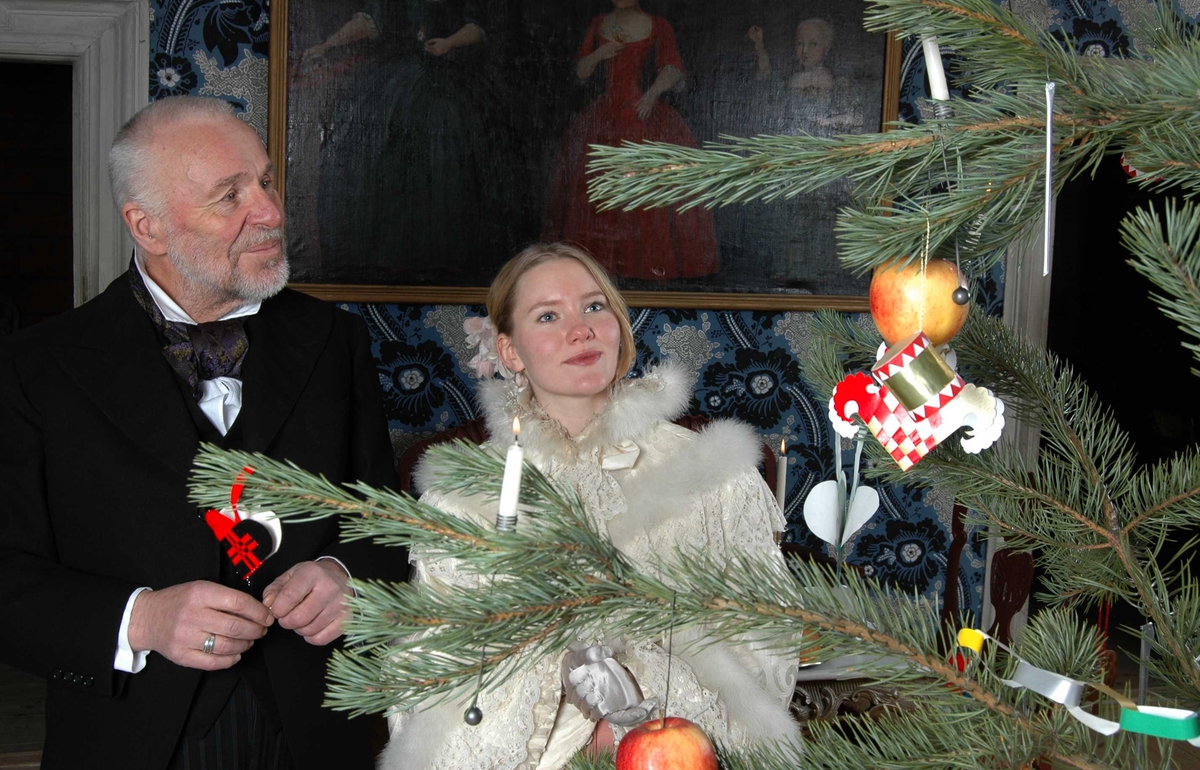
top-left (497, 259), bottom-right (621, 405)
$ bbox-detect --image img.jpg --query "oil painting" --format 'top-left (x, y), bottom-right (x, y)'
top-left (272, 0), bottom-right (898, 306)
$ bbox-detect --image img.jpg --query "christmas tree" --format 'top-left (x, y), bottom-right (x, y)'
top-left (191, 1), bottom-right (1200, 766)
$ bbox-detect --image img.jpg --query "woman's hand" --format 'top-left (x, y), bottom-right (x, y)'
top-left (577, 40), bottom-right (623, 81)
top-left (561, 644), bottom-right (658, 724)
top-left (425, 37), bottom-right (454, 56)
top-left (588, 720), bottom-right (616, 756)
top-left (597, 40), bottom-right (625, 61)
top-left (635, 91), bottom-right (658, 121)
top-left (301, 42), bottom-right (329, 65)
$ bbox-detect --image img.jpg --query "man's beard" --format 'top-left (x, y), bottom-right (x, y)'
top-left (168, 225), bottom-right (290, 305)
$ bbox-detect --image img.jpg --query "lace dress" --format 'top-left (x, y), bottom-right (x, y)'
top-left (380, 364), bottom-right (799, 770)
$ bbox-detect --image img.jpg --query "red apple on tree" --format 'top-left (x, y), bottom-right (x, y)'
top-left (869, 258), bottom-right (969, 347)
top-left (616, 716), bottom-right (718, 770)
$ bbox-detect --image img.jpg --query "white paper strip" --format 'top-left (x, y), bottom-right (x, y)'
top-left (1044, 82), bottom-right (1056, 277)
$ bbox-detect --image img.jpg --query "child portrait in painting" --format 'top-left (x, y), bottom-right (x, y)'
top-left (748, 17), bottom-right (835, 97)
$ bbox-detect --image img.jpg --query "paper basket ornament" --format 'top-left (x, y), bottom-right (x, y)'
top-left (829, 332), bottom-right (1005, 470)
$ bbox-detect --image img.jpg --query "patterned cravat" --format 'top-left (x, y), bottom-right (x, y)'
top-left (128, 258), bottom-right (249, 401)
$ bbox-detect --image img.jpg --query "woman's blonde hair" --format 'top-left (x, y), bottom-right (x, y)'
top-left (487, 242), bottom-right (637, 384)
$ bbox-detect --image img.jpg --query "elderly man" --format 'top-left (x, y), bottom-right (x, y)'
top-left (0, 97), bottom-right (405, 769)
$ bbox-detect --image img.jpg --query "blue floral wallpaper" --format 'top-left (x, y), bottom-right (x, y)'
top-left (144, 0), bottom-right (1165, 618)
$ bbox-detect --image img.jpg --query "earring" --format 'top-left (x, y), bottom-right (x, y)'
top-left (514, 371), bottom-right (529, 392)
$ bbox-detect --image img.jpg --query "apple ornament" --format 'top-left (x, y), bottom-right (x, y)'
top-left (616, 716), bottom-right (718, 770)
top-left (869, 258), bottom-right (969, 347)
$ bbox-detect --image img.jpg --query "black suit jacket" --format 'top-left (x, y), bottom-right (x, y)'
top-left (0, 274), bottom-right (408, 769)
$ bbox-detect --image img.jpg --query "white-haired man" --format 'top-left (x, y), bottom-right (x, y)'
top-left (0, 96), bottom-right (405, 769)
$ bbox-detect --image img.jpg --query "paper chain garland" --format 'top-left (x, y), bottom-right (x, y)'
top-left (829, 332), bottom-right (1005, 470)
top-left (958, 628), bottom-right (1200, 745)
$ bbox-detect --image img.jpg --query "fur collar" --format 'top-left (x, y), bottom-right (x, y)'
top-left (476, 361), bottom-right (694, 460)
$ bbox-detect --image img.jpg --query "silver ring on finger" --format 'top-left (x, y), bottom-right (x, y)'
top-left (203, 634), bottom-right (217, 654)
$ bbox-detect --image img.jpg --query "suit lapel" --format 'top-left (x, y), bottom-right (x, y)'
top-left (238, 292), bottom-right (330, 453)
top-left (54, 279), bottom-right (200, 481)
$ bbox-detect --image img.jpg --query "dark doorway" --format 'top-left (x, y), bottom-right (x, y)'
top-left (1044, 153), bottom-right (1199, 683)
top-left (0, 61), bottom-right (74, 334)
top-left (0, 59), bottom-right (70, 761)
top-left (1048, 155), bottom-right (1197, 464)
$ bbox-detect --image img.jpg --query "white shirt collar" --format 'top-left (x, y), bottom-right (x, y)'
top-left (135, 255), bottom-right (261, 325)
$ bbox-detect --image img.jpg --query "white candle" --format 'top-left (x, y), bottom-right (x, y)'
top-left (775, 438), bottom-right (788, 512)
top-left (1043, 81), bottom-right (1056, 277)
top-left (922, 36), bottom-right (950, 101)
top-left (496, 417), bottom-right (523, 531)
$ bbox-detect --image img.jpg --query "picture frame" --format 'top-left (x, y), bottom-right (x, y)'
top-left (268, 0), bottom-right (900, 310)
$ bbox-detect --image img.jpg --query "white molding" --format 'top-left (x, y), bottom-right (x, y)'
top-left (1001, 206), bottom-right (1056, 459)
top-left (979, 210), bottom-right (1056, 640)
top-left (0, 0), bottom-right (148, 305)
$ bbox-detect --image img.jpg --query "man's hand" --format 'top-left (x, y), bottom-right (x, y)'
top-left (261, 560), bottom-right (351, 646)
top-left (127, 581), bottom-right (274, 671)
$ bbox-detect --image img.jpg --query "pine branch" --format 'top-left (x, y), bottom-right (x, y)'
top-left (586, 0), bottom-right (1200, 276)
top-left (1122, 201), bottom-right (1200, 377)
top-left (564, 751), bottom-right (614, 770)
top-left (181, 4), bottom-right (1200, 749)
top-left (849, 310), bottom-right (1200, 695)
top-left (188, 440), bottom-right (1184, 766)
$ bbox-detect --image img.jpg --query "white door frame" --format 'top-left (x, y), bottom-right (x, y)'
top-left (979, 217), bottom-right (1055, 638)
top-left (0, 0), bottom-right (147, 305)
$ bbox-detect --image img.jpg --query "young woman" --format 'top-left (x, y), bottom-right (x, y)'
top-left (381, 243), bottom-right (798, 769)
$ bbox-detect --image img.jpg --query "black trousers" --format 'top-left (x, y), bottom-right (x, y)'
top-left (167, 677), bottom-right (294, 770)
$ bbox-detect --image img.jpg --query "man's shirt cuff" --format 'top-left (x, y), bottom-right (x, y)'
top-left (114, 587), bottom-right (152, 673)
top-left (316, 555), bottom-right (356, 597)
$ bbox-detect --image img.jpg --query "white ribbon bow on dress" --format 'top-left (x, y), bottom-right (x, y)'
top-left (598, 439), bottom-right (641, 471)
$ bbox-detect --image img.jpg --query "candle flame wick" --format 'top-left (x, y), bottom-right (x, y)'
top-left (780, 438), bottom-right (787, 454)
top-left (512, 416), bottom-right (521, 435)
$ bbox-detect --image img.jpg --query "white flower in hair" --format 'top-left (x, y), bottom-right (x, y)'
top-left (463, 316), bottom-right (513, 379)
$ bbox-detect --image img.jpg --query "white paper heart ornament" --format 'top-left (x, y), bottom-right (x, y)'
top-left (803, 479), bottom-right (842, 547)
top-left (841, 486), bottom-right (880, 545)
top-left (803, 479), bottom-right (880, 548)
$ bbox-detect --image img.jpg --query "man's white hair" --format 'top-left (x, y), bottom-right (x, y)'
top-left (107, 96), bottom-right (238, 216)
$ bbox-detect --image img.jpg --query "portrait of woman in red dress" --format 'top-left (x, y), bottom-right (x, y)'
top-left (543, 0), bottom-right (719, 282)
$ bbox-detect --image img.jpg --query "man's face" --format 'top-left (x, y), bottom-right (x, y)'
top-left (153, 117), bottom-right (288, 307)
